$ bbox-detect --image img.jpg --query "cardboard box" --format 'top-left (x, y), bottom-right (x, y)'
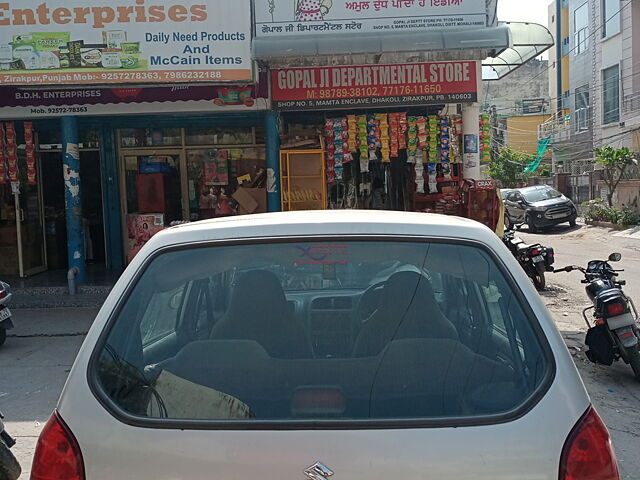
top-left (233, 187), bottom-right (267, 215)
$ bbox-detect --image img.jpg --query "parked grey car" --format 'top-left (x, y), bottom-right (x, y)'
top-left (504, 185), bottom-right (578, 232)
top-left (30, 211), bottom-right (619, 480)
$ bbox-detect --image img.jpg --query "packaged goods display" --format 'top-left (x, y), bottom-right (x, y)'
top-left (2, 30), bottom-right (142, 71)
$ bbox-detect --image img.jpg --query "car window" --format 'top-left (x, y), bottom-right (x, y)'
top-left (94, 240), bottom-right (550, 424)
top-left (139, 285), bottom-right (185, 345)
top-left (522, 187), bottom-right (562, 203)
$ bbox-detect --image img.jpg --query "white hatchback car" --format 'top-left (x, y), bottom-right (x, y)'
top-left (31, 211), bottom-right (619, 480)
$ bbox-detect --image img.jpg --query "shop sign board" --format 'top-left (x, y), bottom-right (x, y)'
top-left (255, 0), bottom-right (487, 36)
top-left (521, 98), bottom-right (547, 114)
top-left (271, 61), bottom-right (478, 110)
top-left (0, 85), bottom-right (268, 118)
top-left (0, 0), bottom-right (252, 86)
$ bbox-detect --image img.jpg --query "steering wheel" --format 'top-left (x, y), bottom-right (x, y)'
top-left (357, 281), bottom-right (386, 323)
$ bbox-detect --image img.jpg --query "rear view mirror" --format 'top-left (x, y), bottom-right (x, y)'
top-left (609, 253), bottom-right (622, 262)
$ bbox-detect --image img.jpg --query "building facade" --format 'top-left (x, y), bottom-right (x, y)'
top-left (545, 0), bottom-right (640, 197)
top-left (0, 0), bottom-right (552, 280)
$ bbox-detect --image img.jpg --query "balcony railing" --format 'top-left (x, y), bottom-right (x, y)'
top-left (574, 107), bottom-right (592, 133)
top-left (538, 112), bottom-right (571, 140)
top-left (538, 108), bottom-right (592, 140)
top-left (623, 92), bottom-right (640, 115)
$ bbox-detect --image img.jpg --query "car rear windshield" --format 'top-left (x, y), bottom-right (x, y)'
top-left (522, 187), bottom-right (562, 203)
top-left (94, 240), bottom-right (550, 424)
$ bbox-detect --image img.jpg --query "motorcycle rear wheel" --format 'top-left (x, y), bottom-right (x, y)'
top-left (0, 438), bottom-right (21, 480)
top-left (531, 271), bottom-right (546, 291)
top-left (0, 328), bottom-right (5, 347)
top-left (627, 345), bottom-right (640, 381)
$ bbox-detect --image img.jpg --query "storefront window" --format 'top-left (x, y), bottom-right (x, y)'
top-left (37, 128), bottom-right (101, 149)
top-left (118, 126), bottom-right (267, 264)
top-left (185, 127), bottom-right (254, 146)
top-left (119, 128), bottom-right (182, 148)
top-left (186, 147), bottom-right (266, 221)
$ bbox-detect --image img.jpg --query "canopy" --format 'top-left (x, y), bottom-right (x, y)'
top-left (482, 22), bottom-right (555, 81)
top-left (253, 26), bottom-right (512, 61)
top-left (254, 21), bottom-right (553, 82)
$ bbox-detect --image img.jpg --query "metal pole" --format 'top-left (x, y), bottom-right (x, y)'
top-left (265, 111), bottom-right (282, 212)
top-left (62, 116), bottom-right (86, 285)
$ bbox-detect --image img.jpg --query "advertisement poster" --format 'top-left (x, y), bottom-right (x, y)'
top-left (0, 0), bottom-right (252, 86)
top-left (271, 61), bottom-right (478, 110)
top-left (256, 0), bottom-right (487, 36)
top-left (196, 149), bottom-right (229, 185)
top-left (464, 134), bottom-right (478, 154)
top-left (126, 213), bottom-right (164, 263)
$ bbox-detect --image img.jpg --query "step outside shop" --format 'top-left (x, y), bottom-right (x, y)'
top-left (253, 0), bottom-right (553, 227)
top-left (0, 0), bottom-right (277, 280)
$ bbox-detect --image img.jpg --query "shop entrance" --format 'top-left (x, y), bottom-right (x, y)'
top-left (119, 148), bottom-right (187, 264)
top-left (0, 157), bottom-right (47, 277)
top-left (116, 126), bottom-right (267, 264)
top-left (40, 151), bottom-right (106, 270)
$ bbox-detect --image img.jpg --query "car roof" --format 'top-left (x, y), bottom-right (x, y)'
top-left (140, 211), bottom-right (500, 254)
top-left (518, 185), bottom-right (552, 192)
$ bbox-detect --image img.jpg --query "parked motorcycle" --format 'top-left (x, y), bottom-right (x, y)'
top-left (502, 224), bottom-right (555, 291)
top-left (0, 281), bottom-right (13, 348)
top-left (0, 410), bottom-right (21, 480)
top-left (554, 253), bottom-right (640, 380)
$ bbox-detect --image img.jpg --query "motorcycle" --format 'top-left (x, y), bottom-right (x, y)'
top-left (0, 281), bottom-right (13, 348)
top-left (0, 410), bottom-right (21, 480)
top-left (502, 224), bottom-right (555, 291)
top-left (554, 253), bottom-right (640, 381)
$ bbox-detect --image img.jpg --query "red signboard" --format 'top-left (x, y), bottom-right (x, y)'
top-left (271, 61), bottom-right (478, 110)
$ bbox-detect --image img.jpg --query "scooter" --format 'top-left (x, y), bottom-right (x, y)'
top-left (554, 253), bottom-right (640, 381)
top-left (0, 411), bottom-right (21, 480)
top-left (0, 281), bottom-right (13, 348)
top-left (502, 224), bottom-right (555, 291)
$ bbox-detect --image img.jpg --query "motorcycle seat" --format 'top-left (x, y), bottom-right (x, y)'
top-left (516, 243), bottom-right (531, 252)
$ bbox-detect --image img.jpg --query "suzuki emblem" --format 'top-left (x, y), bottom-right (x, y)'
top-left (304, 462), bottom-right (334, 480)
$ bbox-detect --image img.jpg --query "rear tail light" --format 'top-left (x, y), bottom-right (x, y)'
top-left (559, 407), bottom-right (619, 480)
top-left (532, 249), bottom-right (541, 255)
top-left (31, 411), bottom-right (85, 480)
top-left (606, 303), bottom-right (625, 317)
top-left (0, 285), bottom-right (7, 300)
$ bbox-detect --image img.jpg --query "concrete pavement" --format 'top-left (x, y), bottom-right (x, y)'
top-left (520, 222), bottom-right (640, 480)
top-left (0, 308), bottom-right (97, 479)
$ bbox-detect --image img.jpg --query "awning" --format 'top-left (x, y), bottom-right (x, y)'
top-left (482, 22), bottom-right (554, 81)
top-left (254, 21), bottom-right (553, 82)
top-left (253, 26), bottom-right (512, 61)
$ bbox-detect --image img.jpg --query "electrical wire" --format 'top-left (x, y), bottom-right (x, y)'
top-left (488, 65), bottom-right (640, 117)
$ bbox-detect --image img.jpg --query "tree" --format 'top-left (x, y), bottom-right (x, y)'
top-left (487, 147), bottom-right (532, 188)
top-left (594, 146), bottom-right (638, 207)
